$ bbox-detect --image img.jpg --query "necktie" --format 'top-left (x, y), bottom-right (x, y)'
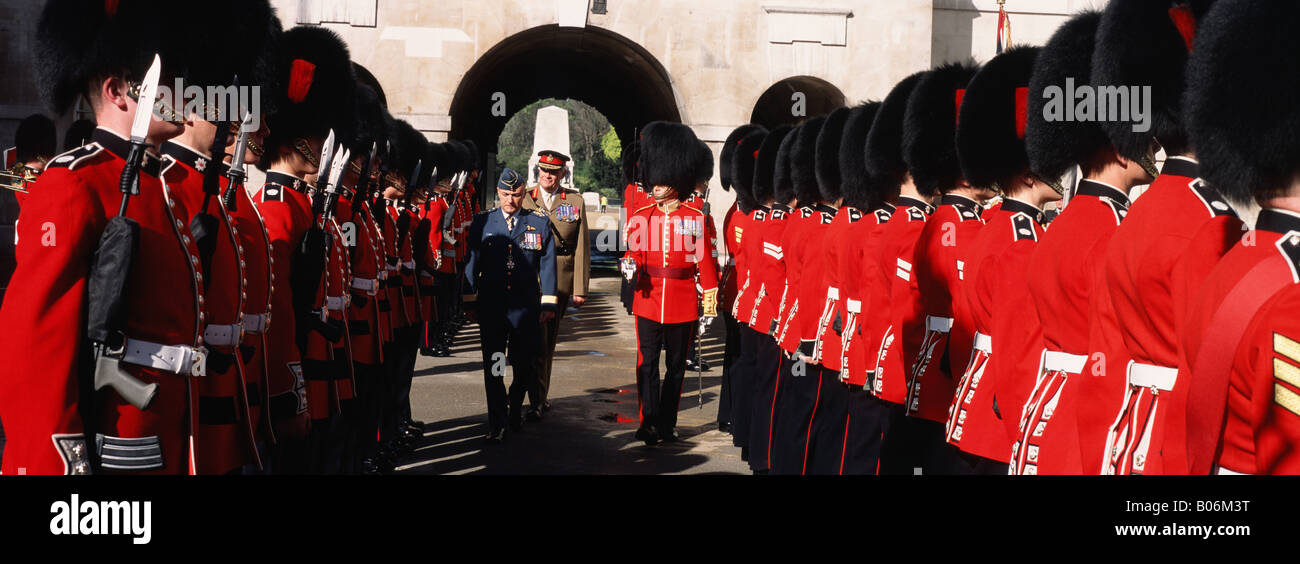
top-left (507, 214), bottom-right (515, 232)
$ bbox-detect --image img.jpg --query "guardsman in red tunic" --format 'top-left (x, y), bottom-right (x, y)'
top-left (899, 61), bottom-right (989, 474)
top-left (419, 143), bottom-right (452, 357)
top-left (1178, 2), bottom-right (1300, 474)
top-left (716, 125), bottom-right (766, 435)
top-left (726, 128), bottom-right (779, 465)
top-left (833, 102), bottom-right (895, 475)
top-left (622, 122), bottom-right (720, 446)
top-left (253, 26), bottom-right (358, 473)
top-left (0, 0), bottom-right (205, 475)
top-left (943, 46), bottom-right (1056, 474)
top-left (1070, 1), bottom-right (1239, 475)
top-left (771, 118), bottom-right (843, 476)
top-left (857, 71), bottom-right (932, 475)
top-left (1012, 12), bottom-right (1150, 475)
top-left (383, 121), bottom-right (429, 453)
top-left (745, 126), bottom-right (803, 473)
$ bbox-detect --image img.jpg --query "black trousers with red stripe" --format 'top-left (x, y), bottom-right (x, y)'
top-left (634, 316), bottom-right (693, 435)
top-left (770, 352), bottom-right (822, 475)
top-left (746, 331), bottom-right (783, 472)
top-left (717, 310), bottom-right (741, 429)
top-left (841, 386), bottom-right (892, 474)
top-left (730, 326), bottom-right (757, 450)
top-left (804, 367), bottom-right (849, 475)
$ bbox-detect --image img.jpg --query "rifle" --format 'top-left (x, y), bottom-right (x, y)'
top-left (222, 112), bottom-right (254, 210)
top-left (88, 54), bottom-right (164, 416)
top-left (189, 75), bottom-right (237, 285)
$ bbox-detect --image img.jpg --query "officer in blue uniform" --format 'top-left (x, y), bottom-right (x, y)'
top-left (463, 168), bottom-right (559, 443)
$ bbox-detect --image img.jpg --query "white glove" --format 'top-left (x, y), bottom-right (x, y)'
top-left (697, 315), bottom-right (714, 337)
top-left (619, 258), bottom-right (637, 281)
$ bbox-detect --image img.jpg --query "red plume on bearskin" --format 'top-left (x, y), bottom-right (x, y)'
top-left (1092, 0), bottom-right (1218, 161)
top-left (287, 59), bottom-right (315, 103)
top-left (903, 61), bottom-right (980, 197)
top-left (1026, 11), bottom-right (1110, 185)
top-left (956, 46), bottom-right (1039, 191)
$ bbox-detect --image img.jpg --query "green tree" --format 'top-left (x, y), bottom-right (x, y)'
top-left (495, 98), bottom-right (623, 199)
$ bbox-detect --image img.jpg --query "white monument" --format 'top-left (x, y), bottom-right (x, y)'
top-left (528, 105), bottom-right (575, 189)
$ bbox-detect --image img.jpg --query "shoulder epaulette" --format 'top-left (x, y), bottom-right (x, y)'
top-left (754, 209), bottom-right (768, 221)
top-left (800, 207), bottom-right (814, 218)
top-left (873, 209), bottom-right (890, 224)
top-left (907, 207), bottom-right (927, 222)
top-left (768, 209), bottom-right (784, 220)
top-left (634, 203), bottom-right (657, 215)
top-left (45, 143), bottom-right (105, 171)
top-left (1189, 179), bottom-right (1239, 219)
top-left (1011, 213), bottom-right (1038, 242)
top-left (819, 211), bottom-right (834, 225)
top-left (681, 202), bottom-right (705, 215)
top-left (531, 209), bottom-right (548, 218)
top-left (1276, 230), bottom-right (1300, 283)
top-left (846, 208), bottom-right (863, 222)
top-left (260, 184), bottom-right (285, 202)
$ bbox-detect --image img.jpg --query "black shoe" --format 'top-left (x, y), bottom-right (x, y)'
top-left (635, 426), bottom-right (660, 446)
top-left (485, 428), bottom-right (506, 444)
top-left (685, 358), bottom-right (700, 371)
top-left (541, 400), bottom-right (552, 413)
top-left (525, 407), bottom-right (542, 422)
top-left (718, 422), bottom-right (733, 434)
top-left (361, 458), bottom-right (383, 475)
top-left (432, 345), bottom-right (451, 357)
top-left (658, 428), bottom-right (679, 443)
top-left (419, 347), bottom-right (437, 357)
top-left (408, 419), bottom-right (426, 432)
top-left (698, 358), bottom-right (711, 371)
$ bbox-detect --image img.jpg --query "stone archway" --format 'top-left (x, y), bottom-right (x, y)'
top-left (749, 75), bottom-right (846, 129)
top-left (448, 24), bottom-right (682, 158)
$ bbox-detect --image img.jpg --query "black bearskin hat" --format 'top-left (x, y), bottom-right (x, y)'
top-left (1093, 0), bottom-right (1218, 161)
top-left (620, 139), bottom-right (640, 187)
top-left (1027, 11), bottom-right (1110, 184)
top-left (638, 121), bottom-right (701, 195)
top-left (753, 124), bottom-right (793, 205)
top-left (63, 119), bottom-right (96, 151)
top-left (904, 61), bottom-right (981, 196)
top-left (462, 140), bottom-right (480, 173)
top-left (694, 141), bottom-right (714, 185)
top-left (956, 46), bottom-right (1040, 191)
top-left (840, 102), bottom-right (883, 210)
top-left (772, 125), bottom-right (801, 205)
top-left (264, 26), bottom-right (357, 150)
top-left (15, 115), bottom-right (57, 163)
top-left (789, 117), bottom-right (826, 207)
top-left (815, 107), bottom-right (851, 203)
top-left (348, 84), bottom-right (387, 158)
top-left (720, 124), bottom-right (765, 190)
top-left (731, 130), bottom-right (767, 213)
top-left (35, 0), bottom-right (187, 114)
top-left (429, 143), bottom-right (454, 183)
top-left (866, 71), bottom-right (929, 191)
top-left (1186, 0), bottom-right (1300, 205)
top-left (174, 0), bottom-right (282, 120)
top-left (388, 119), bottom-right (426, 185)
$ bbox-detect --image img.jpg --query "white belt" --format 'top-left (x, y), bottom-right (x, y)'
top-left (402, 261), bottom-right (416, 270)
top-left (926, 315), bottom-right (954, 333)
top-left (386, 265), bottom-right (400, 273)
top-left (351, 277), bottom-right (378, 295)
top-left (826, 286), bottom-right (839, 300)
top-left (1216, 467), bottom-right (1251, 476)
top-left (377, 270), bottom-right (389, 281)
top-left (202, 324), bottom-right (243, 347)
top-left (121, 338), bottom-right (207, 377)
top-left (241, 313), bottom-right (268, 334)
top-left (845, 299), bottom-right (862, 314)
top-left (1127, 361), bottom-right (1177, 391)
top-left (326, 295), bottom-right (348, 311)
top-left (972, 331), bottom-right (991, 354)
top-left (1043, 350), bottom-right (1088, 374)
